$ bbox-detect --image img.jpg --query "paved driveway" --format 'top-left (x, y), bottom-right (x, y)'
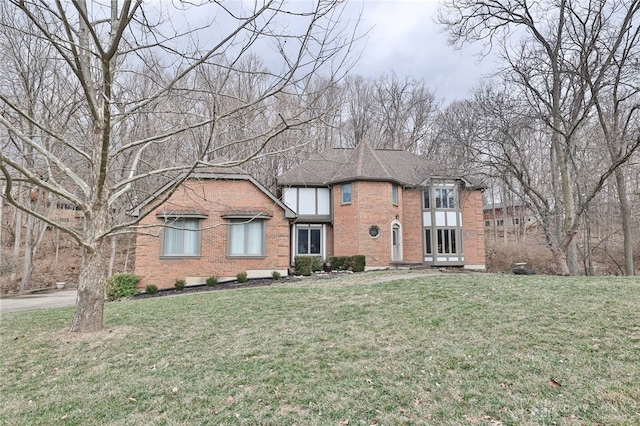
top-left (0, 289), bottom-right (78, 314)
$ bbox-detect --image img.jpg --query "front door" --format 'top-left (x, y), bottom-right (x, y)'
top-left (392, 224), bottom-right (401, 262)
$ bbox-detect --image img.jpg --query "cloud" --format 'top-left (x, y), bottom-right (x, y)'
top-left (349, 0), bottom-right (496, 102)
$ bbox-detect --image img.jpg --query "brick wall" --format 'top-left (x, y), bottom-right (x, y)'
top-left (333, 181), bottom-right (406, 267)
top-left (134, 178), bottom-right (291, 289)
top-left (461, 188), bottom-right (486, 268)
top-left (401, 189), bottom-right (423, 263)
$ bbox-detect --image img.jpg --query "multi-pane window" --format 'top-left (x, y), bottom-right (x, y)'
top-left (435, 187), bottom-right (456, 209)
top-left (341, 183), bottom-right (352, 204)
top-left (437, 229), bottom-right (457, 254)
top-left (392, 184), bottom-right (398, 205)
top-left (423, 190), bottom-right (430, 209)
top-left (228, 220), bottom-right (265, 257)
top-left (297, 225), bottom-right (322, 255)
top-left (162, 219), bottom-right (201, 257)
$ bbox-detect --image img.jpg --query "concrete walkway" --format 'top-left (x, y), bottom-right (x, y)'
top-left (0, 289), bottom-right (78, 314)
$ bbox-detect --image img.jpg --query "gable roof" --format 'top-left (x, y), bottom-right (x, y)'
top-left (131, 162), bottom-right (296, 219)
top-left (277, 140), bottom-right (461, 187)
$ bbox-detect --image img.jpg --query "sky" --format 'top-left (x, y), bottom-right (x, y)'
top-left (346, 0), bottom-right (498, 102)
top-left (167, 0), bottom-right (499, 103)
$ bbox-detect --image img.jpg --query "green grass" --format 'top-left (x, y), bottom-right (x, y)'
top-left (1, 272), bottom-right (640, 425)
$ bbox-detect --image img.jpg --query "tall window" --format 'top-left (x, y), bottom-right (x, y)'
top-left (423, 190), bottom-right (430, 209)
top-left (425, 229), bottom-right (432, 255)
top-left (297, 225), bottom-right (321, 255)
top-left (437, 229), bottom-right (457, 254)
top-left (162, 219), bottom-right (201, 257)
top-left (341, 183), bottom-right (352, 204)
top-left (228, 220), bottom-right (265, 257)
top-left (435, 187), bottom-right (456, 209)
top-left (392, 184), bottom-right (398, 205)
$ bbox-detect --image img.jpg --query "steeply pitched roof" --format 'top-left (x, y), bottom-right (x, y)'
top-left (277, 140), bottom-right (448, 187)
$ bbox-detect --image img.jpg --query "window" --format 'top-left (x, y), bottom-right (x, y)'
top-left (512, 218), bottom-right (520, 225)
top-left (284, 187), bottom-right (330, 215)
top-left (341, 183), bottom-right (352, 204)
top-left (484, 220), bottom-right (491, 227)
top-left (228, 220), bottom-right (265, 257)
top-left (162, 219), bottom-right (201, 257)
top-left (392, 184), bottom-right (398, 205)
top-left (297, 225), bottom-right (321, 255)
top-left (425, 229), bottom-right (432, 254)
top-left (423, 190), bottom-right (430, 209)
top-left (435, 187), bottom-right (455, 209)
top-left (369, 225), bottom-right (380, 238)
top-left (496, 219), bottom-right (504, 227)
top-left (437, 229), bottom-right (457, 254)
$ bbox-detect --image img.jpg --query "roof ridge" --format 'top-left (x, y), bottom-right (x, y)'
top-left (364, 141), bottom-right (393, 178)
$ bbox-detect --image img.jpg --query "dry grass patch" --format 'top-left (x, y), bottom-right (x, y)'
top-left (1, 272), bottom-right (640, 425)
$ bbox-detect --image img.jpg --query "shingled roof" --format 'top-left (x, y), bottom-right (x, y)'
top-left (277, 140), bottom-right (447, 187)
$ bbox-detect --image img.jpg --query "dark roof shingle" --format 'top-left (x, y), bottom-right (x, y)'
top-left (277, 140), bottom-right (443, 187)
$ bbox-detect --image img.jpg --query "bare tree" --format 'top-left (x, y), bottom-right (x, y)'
top-left (440, 0), bottom-right (640, 275)
top-left (0, 1), bottom-right (359, 332)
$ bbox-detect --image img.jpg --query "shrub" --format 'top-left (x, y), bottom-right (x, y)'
top-left (237, 272), bottom-right (248, 283)
top-left (145, 284), bottom-right (158, 295)
top-left (350, 255), bottom-right (366, 272)
top-left (106, 273), bottom-right (140, 301)
top-left (174, 279), bottom-right (186, 291)
top-left (271, 271), bottom-right (281, 280)
top-left (205, 276), bottom-right (218, 287)
top-left (326, 256), bottom-right (345, 270)
top-left (326, 255), bottom-right (366, 272)
top-left (294, 256), bottom-right (323, 276)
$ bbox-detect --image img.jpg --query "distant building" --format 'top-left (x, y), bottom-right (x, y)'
top-left (483, 201), bottom-right (537, 233)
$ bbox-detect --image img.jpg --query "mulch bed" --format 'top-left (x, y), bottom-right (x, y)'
top-left (132, 273), bottom-right (341, 299)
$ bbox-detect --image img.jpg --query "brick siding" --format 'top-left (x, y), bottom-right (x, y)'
top-left (134, 178), bottom-right (290, 289)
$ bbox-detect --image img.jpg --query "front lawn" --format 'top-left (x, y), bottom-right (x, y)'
top-left (1, 272), bottom-right (639, 425)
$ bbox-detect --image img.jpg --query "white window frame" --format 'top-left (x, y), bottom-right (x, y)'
top-left (296, 224), bottom-right (323, 255)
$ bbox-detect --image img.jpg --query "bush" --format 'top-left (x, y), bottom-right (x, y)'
top-left (237, 272), bottom-right (248, 283)
top-left (294, 256), bottom-right (323, 276)
top-left (106, 273), bottom-right (140, 301)
top-left (205, 276), bottom-right (218, 286)
top-left (174, 279), bottom-right (186, 291)
top-left (349, 255), bottom-right (366, 272)
top-left (271, 271), bottom-right (281, 280)
top-left (326, 255), bottom-right (366, 272)
top-left (145, 284), bottom-right (158, 294)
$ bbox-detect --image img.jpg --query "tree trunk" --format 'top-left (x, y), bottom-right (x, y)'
top-left (19, 212), bottom-right (36, 293)
top-left (566, 237), bottom-right (579, 276)
top-left (0, 190), bottom-right (3, 274)
top-left (10, 193), bottom-right (22, 286)
top-left (70, 207), bottom-right (109, 333)
top-left (70, 239), bottom-right (107, 332)
top-left (614, 168), bottom-right (634, 275)
top-left (108, 235), bottom-right (116, 277)
top-left (553, 249), bottom-right (570, 276)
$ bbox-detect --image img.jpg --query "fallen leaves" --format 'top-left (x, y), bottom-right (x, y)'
top-left (549, 378), bottom-right (562, 388)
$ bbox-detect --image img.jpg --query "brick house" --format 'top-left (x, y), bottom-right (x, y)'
top-left (132, 165), bottom-right (295, 289)
top-left (483, 201), bottom-right (537, 232)
top-left (277, 141), bottom-right (486, 269)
